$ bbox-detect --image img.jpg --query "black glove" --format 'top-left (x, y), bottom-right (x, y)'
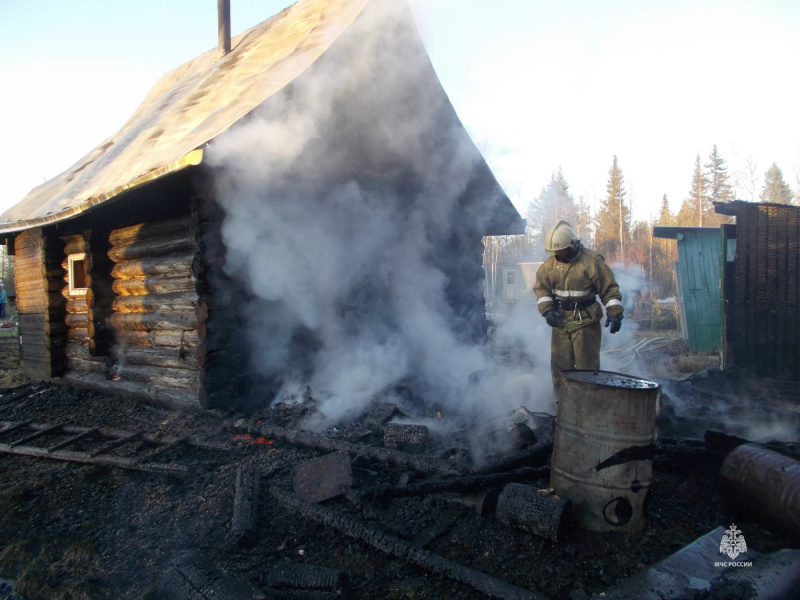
top-left (544, 310), bottom-right (565, 328)
top-left (605, 315), bottom-right (622, 334)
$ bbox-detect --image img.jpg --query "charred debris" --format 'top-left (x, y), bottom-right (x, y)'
top-left (2, 377), bottom-right (800, 599)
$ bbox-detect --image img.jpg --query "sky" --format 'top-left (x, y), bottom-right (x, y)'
top-left (1, 0), bottom-right (798, 224)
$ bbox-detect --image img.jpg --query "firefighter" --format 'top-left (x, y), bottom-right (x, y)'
top-left (533, 221), bottom-right (623, 389)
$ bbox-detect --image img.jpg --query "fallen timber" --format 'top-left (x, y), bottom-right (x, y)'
top-left (360, 465), bottom-right (550, 503)
top-left (258, 423), bottom-right (461, 476)
top-left (471, 439), bottom-right (554, 474)
top-left (161, 551), bottom-right (264, 600)
top-left (269, 486), bottom-right (549, 600)
top-left (0, 420), bottom-right (231, 476)
top-left (230, 462), bottom-right (261, 547)
top-left (258, 563), bottom-right (349, 597)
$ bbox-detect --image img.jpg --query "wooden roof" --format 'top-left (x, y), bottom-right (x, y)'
top-left (652, 226), bottom-right (720, 239)
top-left (0, 0), bottom-right (373, 231)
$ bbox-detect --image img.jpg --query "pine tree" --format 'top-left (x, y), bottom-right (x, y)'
top-left (653, 194), bottom-right (677, 295)
top-left (677, 154), bottom-right (707, 226)
top-left (703, 146), bottom-right (733, 225)
top-left (705, 145), bottom-right (733, 203)
top-left (760, 162), bottom-right (794, 204)
top-left (594, 156), bottom-right (630, 263)
top-left (657, 194), bottom-right (674, 226)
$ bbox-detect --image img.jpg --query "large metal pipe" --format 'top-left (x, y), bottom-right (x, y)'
top-left (218, 0), bottom-right (231, 57)
top-left (720, 443), bottom-right (800, 538)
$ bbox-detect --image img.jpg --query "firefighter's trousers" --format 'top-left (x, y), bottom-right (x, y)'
top-left (550, 319), bottom-right (602, 386)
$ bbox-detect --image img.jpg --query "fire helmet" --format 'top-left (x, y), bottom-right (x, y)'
top-left (544, 221), bottom-right (579, 255)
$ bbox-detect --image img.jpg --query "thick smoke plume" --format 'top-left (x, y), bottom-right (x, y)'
top-left (206, 1), bottom-right (555, 434)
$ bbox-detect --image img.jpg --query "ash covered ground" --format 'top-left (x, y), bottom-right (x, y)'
top-left (1, 333), bottom-right (799, 600)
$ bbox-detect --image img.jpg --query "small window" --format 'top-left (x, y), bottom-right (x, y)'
top-left (506, 270), bottom-right (516, 286)
top-left (68, 253), bottom-right (88, 296)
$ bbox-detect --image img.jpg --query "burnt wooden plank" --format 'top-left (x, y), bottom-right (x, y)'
top-left (121, 346), bottom-right (198, 370)
top-left (294, 451), bottom-right (353, 503)
top-left (741, 206), bottom-right (757, 369)
top-left (270, 486), bottom-right (545, 600)
top-left (48, 429), bottom-right (99, 452)
top-left (0, 442), bottom-right (188, 476)
top-left (756, 205), bottom-right (770, 375)
top-left (134, 438), bottom-right (186, 464)
top-left (115, 329), bottom-right (199, 349)
top-left (65, 342), bottom-right (93, 361)
top-left (112, 291), bottom-right (197, 314)
top-left (65, 298), bottom-right (89, 314)
top-left (110, 311), bottom-right (199, 331)
top-left (67, 357), bottom-right (107, 376)
top-left (10, 423), bottom-right (65, 447)
top-left (230, 462), bottom-right (261, 547)
top-left (108, 235), bottom-right (195, 263)
top-left (111, 254), bottom-right (194, 279)
top-left (789, 208), bottom-right (800, 378)
top-left (116, 363), bottom-right (200, 390)
top-left (108, 217), bottom-right (193, 246)
top-left (765, 206), bottom-right (779, 373)
top-left (261, 563), bottom-right (348, 593)
top-left (65, 312), bottom-right (90, 329)
top-left (160, 552), bottom-right (263, 599)
top-left (774, 206), bottom-right (790, 378)
top-left (61, 234), bottom-right (87, 256)
top-left (112, 275), bottom-right (196, 297)
top-left (262, 424), bottom-right (461, 476)
top-left (63, 372), bottom-right (199, 409)
top-left (89, 433), bottom-right (141, 457)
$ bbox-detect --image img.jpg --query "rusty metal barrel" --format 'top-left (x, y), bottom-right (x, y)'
top-left (720, 443), bottom-right (800, 538)
top-left (550, 370), bottom-right (660, 533)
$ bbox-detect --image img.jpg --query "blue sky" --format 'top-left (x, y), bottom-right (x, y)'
top-left (1, 0), bottom-right (798, 222)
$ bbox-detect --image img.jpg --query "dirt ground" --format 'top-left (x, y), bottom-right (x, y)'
top-left (1, 322), bottom-right (799, 600)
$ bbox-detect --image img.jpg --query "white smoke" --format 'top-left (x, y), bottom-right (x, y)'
top-left (205, 0), bottom-right (546, 429)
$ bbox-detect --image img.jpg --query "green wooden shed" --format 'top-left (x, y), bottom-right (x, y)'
top-left (653, 226), bottom-right (723, 354)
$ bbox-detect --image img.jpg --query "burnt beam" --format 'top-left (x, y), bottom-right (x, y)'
top-left (230, 462), bottom-right (261, 547)
top-left (259, 423), bottom-right (461, 476)
top-left (160, 551), bottom-right (264, 599)
top-left (360, 466), bottom-right (550, 503)
top-left (471, 440), bottom-right (553, 474)
top-left (269, 486), bottom-right (547, 600)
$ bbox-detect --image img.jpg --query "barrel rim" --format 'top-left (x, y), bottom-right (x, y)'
top-left (561, 369), bottom-right (660, 390)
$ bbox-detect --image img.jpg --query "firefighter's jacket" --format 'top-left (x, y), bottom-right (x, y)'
top-left (533, 246), bottom-right (623, 333)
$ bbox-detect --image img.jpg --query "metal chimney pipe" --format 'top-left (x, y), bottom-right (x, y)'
top-left (218, 0), bottom-right (231, 57)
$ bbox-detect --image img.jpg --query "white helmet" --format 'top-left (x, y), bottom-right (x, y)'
top-left (544, 221), bottom-right (579, 255)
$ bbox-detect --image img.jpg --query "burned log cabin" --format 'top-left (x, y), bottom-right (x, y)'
top-left (0, 0), bottom-right (524, 411)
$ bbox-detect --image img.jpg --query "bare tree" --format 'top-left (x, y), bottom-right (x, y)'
top-left (742, 157), bottom-right (760, 202)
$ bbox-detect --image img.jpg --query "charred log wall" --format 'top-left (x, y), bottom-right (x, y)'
top-left (725, 202), bottom-right (800, 380)
top-left (13, 228), bottom-right (67, 380)
top-left (192, 197), bottom-right (251, 410)
top-left (105, 216), bottom-right (201, 405)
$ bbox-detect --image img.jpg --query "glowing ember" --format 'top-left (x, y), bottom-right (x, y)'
top-left (232, 433), bottom-right (274, 445)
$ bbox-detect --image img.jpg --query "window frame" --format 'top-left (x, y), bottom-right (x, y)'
top-left (68, 253), bottom-right (89, 297)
